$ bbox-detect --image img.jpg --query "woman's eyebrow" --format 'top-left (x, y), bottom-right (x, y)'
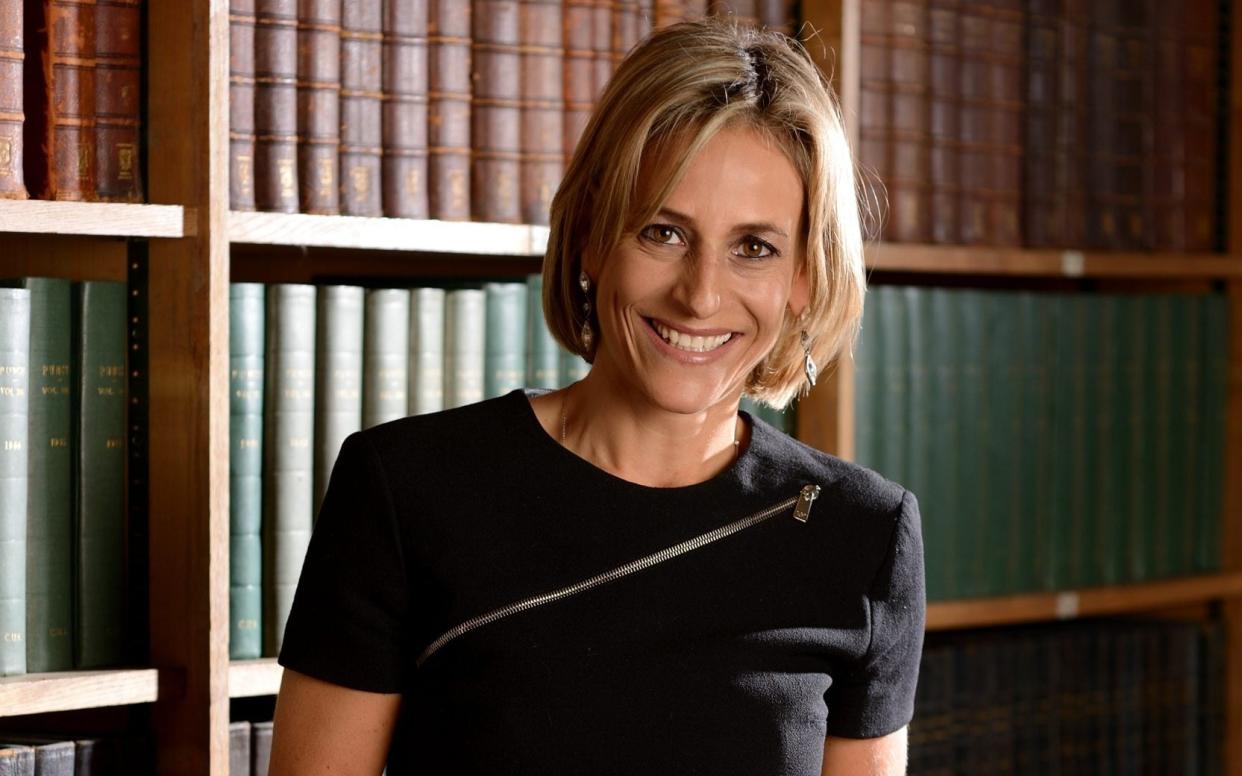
top-left (655, 207), bottom-right (789, 238)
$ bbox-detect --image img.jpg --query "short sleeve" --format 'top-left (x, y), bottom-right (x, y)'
top-left (277, 431), bottom-right (410, 693)
top-left (825, 488), bottom-right (927, 738)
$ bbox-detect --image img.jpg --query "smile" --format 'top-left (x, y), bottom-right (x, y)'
top-left (646, 318), bottom-right (735, 353)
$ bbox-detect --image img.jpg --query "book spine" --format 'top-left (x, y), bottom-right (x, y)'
top-left (94, 0), bottom-right (142, 202)
top-left (45, 0), bottom-right (98, 201)
top-left (230, 0), bottom-right (258, 210)
top-left (563, 0), bottom-right (595, 167)
top-left (1152, 1), bottom-right (1185, 250)
top-left (1085, 0), bottom-right (1121, 248)
top-left (525, 274), bottom-right (559, 390)
top-left (1117, 0), bottom-right (1155, 250)
top-left (1150, 296), bottom-right (1175, 579)
top-left (472, 0), bottom-right (521, 223)
top-left (444, 289), bottom-right (486, 409)
top-left (851, 289), bottom-right (878, 471)
top-left (986, 290), bottom-right (1020, 594)
top-left (1168, 295), bottom-right (1197, 577)
top-left (520, 0), bottom-right (562, 225)
top-left (653, 0), bottom-right (687, 27)
top-left (362, 288), bottom-right (409, 428)
top-left (1015, 292), bottom-right (1043, 592)
top-left (381, 0), bottom-right (429, 219)
top-left (611, 1), bottom-right (641, 66)
top-left (73, 281), bottom-right (126, 669)
top-left (1183, 0), bottom-right (1219, 251)
top-left (251, 721), bottom-right (273, 776)
top-left (228, 283), bottom-right (264, 661)
top-left (1057, 0), bottom-right (1089, 247)
top-left (1023, 0), bottom-right (1058, 247)
top-left (1090, 294), bottom-right (1122, 586)
top-left (927, 0), bottom-right (958, 243)
top-left (340, 0), bottom-right (383, 216)
top-left (262, 284), bottom-right (315, 655)
top-left (313, 285), bottom-right (362, 519)
top-left (987, 0), bottom-right (1022, 246)
top-left (1196, 293), bottom-right (1227, 572)
top-left (0, 0), bottom-right (26, 199)
top-left (484, 283), bottom-right (527, 399)
top-left (408, 287), bottom-right (446, 415)
top-left (591, 0), bottom-right (613, 97)
top-left (558, 347), bottom-right (590, 384)
top-left (757, 0), bottom-right (795, 34)
top-left (886, 0), bottom-right (930, 242)
top-left (0, 288), bottom-right (28, 677)
top-left (957, 290), bottom-right (986, 596)
top-left (229, 721), bottom-right (251, 776)
top-left (24, 278), bottom-right (73, 673)
top-left (956, 0), bottom-right (989, 244)
top-left (0, 746), bottom-right (34, 773)
top-left (902, 287), bottom-right (931, 577)
top-left (255, 0), bottom-right (299, 212)
top-left (297, 0), bottom-right (342, 215)
top-left (857, 1), bottom-right (889, 242)
top-left (427, 0), bottom-right (471, 220)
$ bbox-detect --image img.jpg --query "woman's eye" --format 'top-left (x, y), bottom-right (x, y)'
top-left (737, 237), bottom-right (776, 259)
top-left (641, 224), bottom-right (685, 246)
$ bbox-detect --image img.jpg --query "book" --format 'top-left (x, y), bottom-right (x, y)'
top-left (0, 739), bottom-right (72, 776)
top-left (927, 0), bottom-right (958, 243)
top-left (251, 721), bottom-right (273, 776)
top-left (443, 289), bottom-right (485, 409)
top-left (558, 348), bottom-right (590, 385)
top-left (94, 0), bottom-right (142, 202)
top-left (525, 274), bottom-right (559, 390)
top-left (313, 285), bottom-right (362, 518)
top-left (340, 0), bottom-right (383, 216)
top-left (0, 288), bottom-right (28, 677)
top-left (255, 0), bottom-right (299, 212)
top-left (262, 284), bottom-right (316, 655)
top-left (229, 283), bottom-right (265, 660)
top-left (563, 0), bottom-right (594, 167)
top-left (885, 0), bottom-right (931, 243)
top-left (0, 745), bottom-right (33, 775)
top-left (427, 0), bottom-right (471, 220)
top-left (591, 0), bottom-right (613, 98)
top-left (363, 288), bottom-right (409, 427)
top-left (381, 0), bottom-right (429, 218)
top-left (471, 1), bottom-right (521, 223)
top-left (74, 281), bottom-right (127, 669)
top-left (407, 287), bottom-right (445, 415)
top-left (484, 283), bottom-right (526, 399)
top-left (987, 0), bottom-right (1023, 246)
top-left (0, 0), bottom-right (25, 199)
top-left (230, 0), bottom-right (258, 210)
top-left (296, 0), bottom-right (342, 214)
top-left (519, 0), bottom-right (562, 225)
top-left (21, 278), bottom-right (73, 672)
top-left (229, 721), bottom-right (251, 776)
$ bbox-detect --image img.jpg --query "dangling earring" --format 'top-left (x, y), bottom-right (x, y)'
top-left (800, 329), bottom-right (817, 389)
top-left (579, 270), bottom-right (593, 350)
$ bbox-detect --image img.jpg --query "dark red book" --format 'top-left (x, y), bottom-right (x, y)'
top-left (381, 0), bottom-right (429, 219)
top-left (591, 0), bottom-right (613, 97)
top-left (254, 0), bottom-right (299, 212)
top-left (857, 0), bottom-right (890, 241)
top-left (230, 0), bottom-right (257, 210)
top-left (611, 1), bottom-right (641, 66)
top-left (340, 0), bottom-right (382, 216)
top-left (471, 0), bottom-right (521, 223)
top-left (987, 0), bottom-right (1023, 246)
top-left (563, 0), bottom-right (594, 166)
top-left (427, 0), bottom-right (470, 219)
top-left (0, 0), bottom-right (26, 198)
top-left (709, 0), bottom-right (759, 26)
top-left (956, 0), bottom-right (990, 244)
top-left (95, 0), bottom-right (142, 202)
top-left (1113, 0), bottom-right (1153, 250)
top-left (758, 0), bottom-right (797, 34)
top-left (519, 0), bottom-right (562, 225)
top-left (928, 0), bottom-right (959, 243)
top-left (297, 0), bottom-right (341, 215)
top-left (887, 0), bottom-right (931, 243)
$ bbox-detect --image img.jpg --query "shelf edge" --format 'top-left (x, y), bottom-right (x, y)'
top-left (0, 668), bottom-right (160, 717)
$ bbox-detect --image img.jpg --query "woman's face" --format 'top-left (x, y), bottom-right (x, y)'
top-left (586, 124), bottom-right (809, 415)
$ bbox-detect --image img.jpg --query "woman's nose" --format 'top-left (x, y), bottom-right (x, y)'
top-left (672, 251), bottom-right (723, 319)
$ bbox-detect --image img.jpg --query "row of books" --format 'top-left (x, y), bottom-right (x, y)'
top-left (0, 1), bottom-right (145, 202)
top-left (228, 721), bottom-right (273, 776)
top-left (862, 0), bottom-right (1221, 251)
top-left (228, 0), bottom-right (796, 221)
top-left (0, 733), bottom-right (144, 775)
top-left (910, 618), bottom-right (1224, 774)
top-left (854, 286), bottom-right (1230, 600)
top-left (0, 279), bottom-right (132, 677)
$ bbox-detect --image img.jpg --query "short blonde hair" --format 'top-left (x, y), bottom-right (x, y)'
top-left (543, 16), bottom-right (865, 409)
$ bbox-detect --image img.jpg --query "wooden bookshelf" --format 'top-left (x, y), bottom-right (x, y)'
top-left (0, 200), bottom-right (187, 239)
top-left (867, 243), bottom-right (1242, 279)
top-left (229, 211), bottom-right (549, 255)
top-left (0, 669), bottom-right (160, 717)
top-left (228, 659), bottom-right (282, 699)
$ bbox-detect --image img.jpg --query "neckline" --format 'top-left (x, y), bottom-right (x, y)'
top-left (512, 388), bottom-right (761, 496)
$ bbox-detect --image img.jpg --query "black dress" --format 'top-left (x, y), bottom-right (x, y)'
top-left (278, 389), bottom-right (926, 775)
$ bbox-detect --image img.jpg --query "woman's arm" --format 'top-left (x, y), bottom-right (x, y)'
top-left (821, 727), bottom-right (908, 776)
top-left (268, 668), bottom-right (402, 776)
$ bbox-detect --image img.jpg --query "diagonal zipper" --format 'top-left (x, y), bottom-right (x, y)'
top-left (416, 483), bottom-right (821, 668)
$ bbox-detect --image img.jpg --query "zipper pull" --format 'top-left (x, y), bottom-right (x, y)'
top-left (793, 484), bottom-right (821, 523)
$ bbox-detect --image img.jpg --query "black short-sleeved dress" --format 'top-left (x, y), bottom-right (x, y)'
top-left (278, 388), bottom-right (925, 775)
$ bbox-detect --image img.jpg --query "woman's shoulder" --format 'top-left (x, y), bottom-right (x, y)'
top-left (344, 393), bottom-right (523, 468)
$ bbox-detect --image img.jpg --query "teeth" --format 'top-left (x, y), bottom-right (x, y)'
top-left (652, 320), bottom-right (733, 352)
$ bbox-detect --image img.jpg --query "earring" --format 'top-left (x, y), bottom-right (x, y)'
top-left (800, 329), bottom-right (817, 389)
top-left (579, 270), bottom-right (593, 350)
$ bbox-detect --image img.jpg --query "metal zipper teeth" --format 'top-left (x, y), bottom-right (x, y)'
top-left (416, 489), bottom-right (811, 669)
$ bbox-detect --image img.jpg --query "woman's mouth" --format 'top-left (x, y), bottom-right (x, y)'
top-left (645, 317), bottom-right (736, 353)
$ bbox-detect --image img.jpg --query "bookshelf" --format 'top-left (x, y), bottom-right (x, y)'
top-left (0, 0), bottom-right (1239, 774)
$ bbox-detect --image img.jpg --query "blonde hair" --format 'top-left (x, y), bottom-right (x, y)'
top-left (542, 16), bottom-right (866, 409)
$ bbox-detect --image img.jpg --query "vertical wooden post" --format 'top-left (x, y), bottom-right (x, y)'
top-left (796, 0), bottom-right (860, 458)
top-left (146, 0), bottom-right (231, 774)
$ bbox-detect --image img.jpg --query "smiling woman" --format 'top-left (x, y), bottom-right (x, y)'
top-left (268, 14), bottom-right (924, 776)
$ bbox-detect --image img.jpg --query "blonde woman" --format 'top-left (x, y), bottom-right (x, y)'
top-left (270, 16), bottom-right (924, 776)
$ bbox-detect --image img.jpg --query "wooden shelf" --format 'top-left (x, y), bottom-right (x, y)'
top-left (927, 571), bottom-right (1242, 631)
top-left (0, 200), bottom-right (187, 238)
top-left (228, 659), bottom-right (283, 698)
top-left (867, 243), bottom-right (1242, 279)
top-left (228, 211), bottom-right (550, 255)
top-left (0, 668), bottom-right (160, 717)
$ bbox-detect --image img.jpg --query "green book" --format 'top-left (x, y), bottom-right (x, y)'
top-left (263, 284), bottom-right (316, 656)
top-left (852, 287), bottom-right (879, 470)
top-left (314, 286), bottom-right (363, 517)
top-left (444, 289), bottom-right (485, 408)
top-left (1196, 293), bottom-right (1228, 573)
top-left (1171, 295), bottom-right (1201, 577)
top-left (903, 287), bottom-right (931, 562)
top-left (1149, 295), bottom-right (1175, 579)
top-left (985, 291), bottom-right (1019, 596)
top-left (957, 290), bottom-right (986, 598)
top-left (525, 274), bottom-right (560, 391)
top-left (878, 286), bottom-right (908, 490)
top-left (558, 348), bottom-right (590, 386)
top-left (484, 283), bottom-right (527, 399)
top-left (229, 283), bottom-right (265, 661)
top-left (73, 282), bottom-right (127, 669)
top-left (19, 279), bottom-right (73, 672)
top-left (1076, 298), bottom-right (1102, 588)
top-left (363, 288), bottom-right (409, 428)
top-left (0, 288), bottom-right (29, 676)
top-left (1090, 294), bottom-right (1123, 587)
top-left (1047, 294), bottom-right (1076, 590)
top-left (408, 287), bottom-right (446, 415)
top-left (1124, 296), bottom-right (1154, 583)
top-left (926, 288), bottom-right (957, 601)
top-left (1064, 296), bottom-right (1092, 589)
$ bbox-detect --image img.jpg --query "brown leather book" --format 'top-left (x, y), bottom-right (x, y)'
top-left (857, 0), bottom-right (890, 241)
top-left (1055, 0), bottom-right (1088, 247)
top-left (886, 0), bottom-right (930, 243)
top-left (611, 1), bottom-right (641, 65)
top-left (520, 0), bottom-right (562, 225)
top-left (757, 0), bottom-right (797, 35)
top-left (1115, 0), bottom-right (1152, 250)
top-left (653, 0), bottom-right (687, 27)
top-left (472, 0), bottom-right (521, 223)
top-left (1151, 0), bottom-right (1185, 251)
top-left (95, 0), bottom-right (142, 202)
top-left (231, 0), bottom-right (258, 210)
top-left (297, 0), bottom-right (341, 215)
top-left (381, 0), bottom-right (429, 219)
top-left (987, 0), bottom-right (1022, 247)
top-left (684, 0), bottom-right (709, 18)
top-left (563, 0), bottom-right (594, 167)
top-left (956, 0), bottom-right (990, 244)
top-left (255, 0), bottom-right (299, 212)
top-left (1181, 0), bottom-right (1218, 251)
top-left (0, 0), bottom-right (26, 198)
top-left (428, 0), bottom-right (471, 220)
top-left (1023, 0), bottom-right (1061, 247)
top-left (927, 0), bottom-right (958, 244)
top-left (636, 0), bottom-right (653, 39)
top-left (591, 1), bottom-right (613, 97)
top-left (340, 0), bottom-right (383, 216)
top-left (709, 1), bottom-right (759, 27)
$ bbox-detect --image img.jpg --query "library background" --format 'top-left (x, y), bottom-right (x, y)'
top-left (0, 0), bottom-right (1238, 773)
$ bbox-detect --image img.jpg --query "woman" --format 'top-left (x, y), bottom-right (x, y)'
top-left (269, 16), bottom-right (924, 776)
